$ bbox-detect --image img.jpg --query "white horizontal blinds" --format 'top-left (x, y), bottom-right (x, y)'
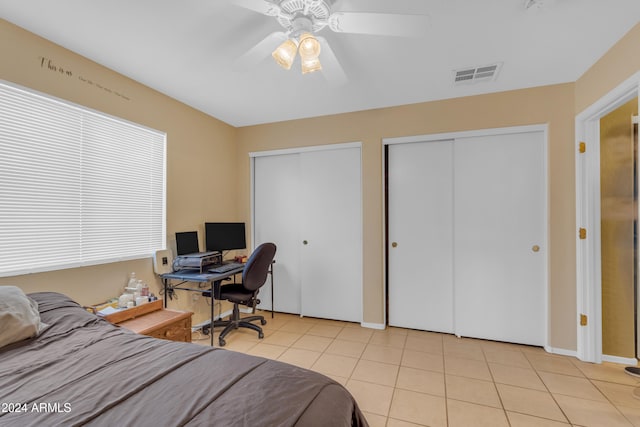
top-left (81, 114), bottom-right (165, 262)
top-left (0, 81), bottom-right (166, 276)
top-left (0, 85), bottom-right (83, 272)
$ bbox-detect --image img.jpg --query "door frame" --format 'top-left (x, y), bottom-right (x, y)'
top-left (575, 71), bottom-right (640, 364)
top-left (383, 124), bottom-right (550, 349)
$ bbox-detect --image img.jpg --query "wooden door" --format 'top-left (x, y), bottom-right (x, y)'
top-left (387, 140), bottom-right (454, 332)
top-left (453, 131), bottom-right (546, 346)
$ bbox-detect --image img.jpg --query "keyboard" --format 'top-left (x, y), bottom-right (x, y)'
top-left (209, 262), bottom-right (244, 274)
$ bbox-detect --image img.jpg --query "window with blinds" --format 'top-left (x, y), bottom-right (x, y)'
top-left (0, 81), bottom-right (166, 277)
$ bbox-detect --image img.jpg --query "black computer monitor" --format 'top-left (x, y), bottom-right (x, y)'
top-left (176, 231), bottom-right (200, 255)
top-left (205, 222), bottom-right (246, 252)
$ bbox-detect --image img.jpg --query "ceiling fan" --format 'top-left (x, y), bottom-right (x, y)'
top-left (230, 0), bottom-right (430, 84)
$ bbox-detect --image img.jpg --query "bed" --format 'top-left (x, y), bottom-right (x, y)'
top-left (0, 292), bottom-right (368, 426)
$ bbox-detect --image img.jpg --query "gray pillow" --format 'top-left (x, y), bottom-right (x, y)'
top-left (0, 286), bottom-right (48, 349)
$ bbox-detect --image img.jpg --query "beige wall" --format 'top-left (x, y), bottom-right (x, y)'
top-left (0, 19), bottom-right (237, 324)
top-left (236, 83), bottom-right (578, 350)
top-left (576, 23), bottom-right (640, 115)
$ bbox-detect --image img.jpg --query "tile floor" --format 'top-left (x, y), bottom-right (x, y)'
top-left (193, 312), bottom-right (640, 427)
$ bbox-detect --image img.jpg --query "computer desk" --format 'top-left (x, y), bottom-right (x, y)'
top-left (160, 263), bottom-right (274, 346)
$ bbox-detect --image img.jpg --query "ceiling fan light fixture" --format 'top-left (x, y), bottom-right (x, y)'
top-left (301, 56), bottom-right (322, 74)
top-left (272, 38), bottom-right (298, 70)
top-left (298, 33), bottom-right (322, 60)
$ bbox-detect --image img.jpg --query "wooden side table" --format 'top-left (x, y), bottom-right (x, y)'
top-left (103, 299), bottom-right (193, 343)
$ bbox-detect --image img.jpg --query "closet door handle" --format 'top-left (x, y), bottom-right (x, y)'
top-left (532, 245), bottom-right (540, 252)
top-left (391, 242), bottom-right (398, 248)
top-left (303, 240), bottom-right (308, 245)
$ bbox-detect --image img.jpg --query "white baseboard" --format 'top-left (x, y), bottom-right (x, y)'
top-left (602, 354), bottom-right (637, 366)
top-left (544, 346), bottom-right (577, 358)
top-left (361, 322), bottom-right (385, 330)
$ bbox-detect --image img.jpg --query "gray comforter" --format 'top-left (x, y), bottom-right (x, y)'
top-left (0, 292), bottom-right (368, 426)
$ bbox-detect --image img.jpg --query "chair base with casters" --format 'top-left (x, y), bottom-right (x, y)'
top-left (212, 282), bottom-right (268, 347)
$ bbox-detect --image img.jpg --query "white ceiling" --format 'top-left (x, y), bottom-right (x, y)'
top-left (1, 0), bottom-right (639, 127)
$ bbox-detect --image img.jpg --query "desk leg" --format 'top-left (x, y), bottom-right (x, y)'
top-left (210, 281), bottom-right (215, 347)
top-left (270, 265), bottom-right (274, 319)
top-left (163, 279), bottom-right (168, 308)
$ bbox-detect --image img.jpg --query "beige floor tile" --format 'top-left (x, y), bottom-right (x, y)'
top-left (445, 356), bottom-right (492, 381)
top-left (261, 330), bottom-right (302, 347)
top-left (496, 383), bottom-right (568, 422)
top-left (277, 321), bottom-right (314, 334)
top-left (593, 380), bottom-right (640, 408)
top-left (245, 343), bottom-right (287, 359)
top-left (506, 411), bottom-right (571, 426)
top-left (315, 317), bottom-right (352, 327)
top-left (572, 360), bottom-right (640, 386)
top-left (405, 335), bottom-right (444, 354)
top-left (484, 349), bottom-right (532, 368)
top-left (219, 338), bottom-right (257, 353)
top-left (617, 405), bottom-right (640, 427)
top-left (387, 326), bottom-right (410, 336)
top-left (396, 366), bottom-right (445, 396)
top-left (351, 359), bottom-right (399, 387)
top-left (445, 374), bottom-right (502, 408)
top-left (389, 389), bottom-right (447, 427)
top-left (539, 371), bottom-right (607, 401)
top-left (336, 327), bottom-right (374, 343)
top-left (489, 363), bottom-right (546, 391)
top-left (402, 349), bottom-right (444, 372)
top-left (370, 331), bottom-right (408, 348)
top-left (346, 379), bottom-right (394, 416)
top-left (527, 353), bottom-right (585, 377)
top-left (311, 353), bottom-right (358, 378)
top-left (325, 339), bottom-right (367, 358)
top-left (277, 347), bottom-right (322, 369)
top-left (444, 340), bottom-right (486, 361)
top-left (386, 418), bottom-right (424, 427)
top-left (447, 399), bottom-right (509, 427)
top-left (361, 412), bottom-right (387, 427)
top-left (554, 393), bottom-right (633, 427)
top-left (408, 329), bottom-right (442, 339)
top-left (291, 334), bottom-right (333, 352)
top-left (306, 323), bottom-right (343, 338)
top-left (361, 344), bottom-right (403, 365)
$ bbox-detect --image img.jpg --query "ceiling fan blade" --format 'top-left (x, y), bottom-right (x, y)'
top-left (232, 32), bottom-right (288, 71)
top-left (328, 12), bottom-right (429, 37)
top-left (229, 0), bottom-right (281, 16)
top-left (317, 37), bottom-right (347, 86)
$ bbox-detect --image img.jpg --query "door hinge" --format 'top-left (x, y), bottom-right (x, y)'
top-left (579, 228), bottom-right (587, 239)
top-left (580, 314), bottom-right (588, 326)
top-left (579, 142), bottom-right (586, 153)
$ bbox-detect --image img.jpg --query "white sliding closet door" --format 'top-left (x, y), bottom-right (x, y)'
top-left (300, 147), bottom-right (362, 322)
top-left (454, 131), bottom-right (545, 346)
top-left (253, 145), bottom-right (362, 322)
top-left (254, 154), bottom-right (301, 314)
top-left (388, 141), bottom-right (454, 332)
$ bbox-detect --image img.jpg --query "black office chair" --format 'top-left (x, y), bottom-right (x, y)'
top-left (214, 242), bottom-right (276, 347)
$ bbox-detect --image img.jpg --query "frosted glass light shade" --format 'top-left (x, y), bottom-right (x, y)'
top-left (301, 57), bottom-right (322, 74)
top-left (272, 39), bottom-right (298, 70)
top-left (298, 33), bottom-right (321, 61)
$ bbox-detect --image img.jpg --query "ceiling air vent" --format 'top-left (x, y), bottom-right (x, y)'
top-left (453, 63), bottom-right (502, 86)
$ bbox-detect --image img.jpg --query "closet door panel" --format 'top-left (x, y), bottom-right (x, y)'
top-left (299, 147), bottom-right (362, 322)
top-left (388, 141), bottom-right (454, 332)
top-left (454, 132), bottom-right (545, 346)
top-left (254, 154), bottom-right (301, 314)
